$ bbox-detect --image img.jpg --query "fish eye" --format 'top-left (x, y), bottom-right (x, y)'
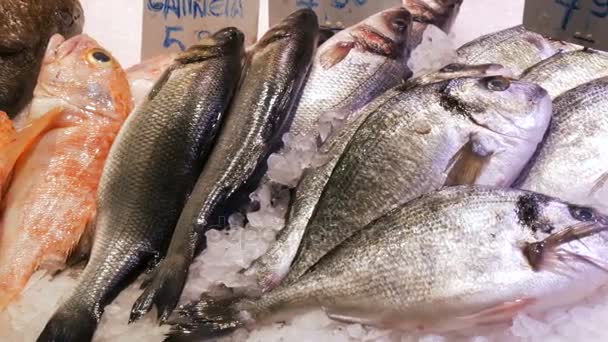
top-left (391, 17), bottom-right (409, 34)
top-left (484, 76), bottom-right (511, 91)
top-left (570, 206), bottom-right (595, 221)
top-left (87, 49), bottom-right (113, 65)
top-left (440, 63), bottom-right (465, 73)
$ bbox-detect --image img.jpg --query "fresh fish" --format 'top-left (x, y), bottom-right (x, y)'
top-left (456, 25), bottom-right (577, 76)
top-left (37, 28), bottom-right (245, 342)
top-left (130, 9), bottom-right (319, 324)
top-left (288, 7), bottom-right (413, 141)
top-left (403, 0), bottom-right (463, 49)
top-left (0, 34), bottom-right (133, 310)
top-left (521, 49), bottom-right (608, 99)
top-left (405, 62), bottom-right (514, 88)
top-left (126, 53), bottom-right (177, 105)
top-left (516, 77), bottom-right (608, 212)
top-left (250, 75), bottom-right (552, 291)
top-left (0, 0), bottom-right (84, 117)
top-left (168, 186), bottom-right (608, 341)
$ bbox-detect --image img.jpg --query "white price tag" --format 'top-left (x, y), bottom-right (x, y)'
top-left (269, 0), bottom-right (402, 28)
top-left (141, 0), bottom-right (260, 59)
top-left (524, 0), bottom-right (608, 51)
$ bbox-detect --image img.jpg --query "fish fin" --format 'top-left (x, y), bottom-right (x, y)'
top-left (455, 298), bottom-right (535, 326)
top-left (130, 256), bottom-right (189, 323)
top-left (65, 216), bottom-right (96, 268)
top-left (324, 308), bottom-right (378, 325)
top-left (590, 171), bottom-right (608, 195)
top-left (164, 295), bottom-right (245, 342)
top-left (444, 138), bottom-right (493, 186)
top-left (319, 42), bottom-right (355, 69)
top-left (37, 303), bottom-right (99, 342)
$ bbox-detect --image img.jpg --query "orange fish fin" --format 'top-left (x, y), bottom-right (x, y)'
top-left (455, 298), bottom-right (536, 326)
top-left (320, 42), bottom-right (355, 69)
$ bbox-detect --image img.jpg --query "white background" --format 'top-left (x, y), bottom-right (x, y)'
top-left (81, 0), bottom-right (525, 68)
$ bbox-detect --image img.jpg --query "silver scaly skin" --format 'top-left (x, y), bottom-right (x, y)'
top-left (37, 28), bottom-right (245, 342)
top-left (167, 186), bottom-right (608, 341)
top-left (288, 7), bottom-right (413, 142)
top-left (521, 49), bottom-right (608, 99)
top-left (517, 77), bottom-right (608, 213)
top-left (247, 75), bottom-right (552, 291)
top-left (456, 25), bottom-right (578, 76)
top-left (130, 9), bottom-right (319, 324)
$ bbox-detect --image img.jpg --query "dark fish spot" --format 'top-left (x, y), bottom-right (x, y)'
top-left (516, 194), bottom-right (541, 229)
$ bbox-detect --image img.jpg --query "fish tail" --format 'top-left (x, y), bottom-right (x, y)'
top-left (37, 303), bottom-right (98, 342)
top-left (130, 256), bottom-right (189, 323)
top-left (164, 295), bottom-right (249, 342)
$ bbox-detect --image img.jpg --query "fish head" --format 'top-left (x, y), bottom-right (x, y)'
top-left (180, 27), bottom-right (245, 65)
top-left (349, 7), bottom-right (413, 61)
top-left (31, 34), bottom-right (132, 121)
top-left (54, 0), bottom-right (85, 39)
top-left (256, 9), bottom-right (319, 50)
top-left (441, 76), bottom-right (552, 142)
top-left (515, 193), bottom-right (608, 276)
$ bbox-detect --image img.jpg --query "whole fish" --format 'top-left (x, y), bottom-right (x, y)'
top-left (168, 186), bottom-right (608, 341)
top-left (521, 49), bottom-right (608, 99)
top-left (126, 53), bottom-right (177, 105)
top-left (0, 34), bottom-right (132, 310)
top-left (516, 77), bottom-right (608, 212)
top-left (403, 0), bottom-right (463, 49)
top-left (0, 0), bottom-right (84, 117)
top-left (130, 9), bottom-right (319, 324)
top-left (456, 25), bottom-right (577, 76)
top-left (288, 7), bottom-right (413, 141)
top-left (250, 75), bottom-right (552, 291)
top-left (37, 28), bottom-right (245, 342)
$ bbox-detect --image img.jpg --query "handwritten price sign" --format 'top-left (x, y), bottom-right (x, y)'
top-left (524, 0), bottom-right (608, 51)
top-left (141, 0), bottom-right (260, 59)
top-left (269, 0), bottom-right (401, 27)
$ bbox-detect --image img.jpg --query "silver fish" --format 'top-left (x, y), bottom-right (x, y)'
top-left (168, 186), bottom-right (608, 340)
top-left (288, 7), bottom-right (413, 142)
top-left (517, 77), bottom-right (608, 213)
top-left (130, 9), bottom-right (319, 323)
top-left (248, 75), bottom-right (552, 291)
top-left (521, 49), bottom-right (608, 99)
top-left (37, 28), bottom-right (245, 342)
top-left (457, 25), bottom-right (577, 76)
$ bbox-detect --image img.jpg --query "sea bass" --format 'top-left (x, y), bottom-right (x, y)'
top-left (126, 53), bottom-right (177, 105)
top-left (168, 186), bottom-right (608, 341)
top-left (288, 7), bottom-right (413, 142)
top-left (516, 77), bottom-right (608, 213)
top-left (0, 0), bottom-right (84, 117)
top-left (37, 28), bottom-right (244, 342)
top-left (521, 49), bottom-right (608, 99)
top-left (456, 25), bottom-right (577, 76)
top-left (130, 9), bottom-right (319, 324)
top-left (250, 75), bottom-right (552, 291)
top-left (0, 34), bottom-right (133, 310)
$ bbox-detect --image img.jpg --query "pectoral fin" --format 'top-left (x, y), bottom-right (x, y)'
top-left (455, 298), bottom-right (535, 327)
top-left (590, 171), bottom-right (608, 195)
top-left (444, 138), bottom-right (494, 186)
top-left (319, 42), bottom-right (355, 69)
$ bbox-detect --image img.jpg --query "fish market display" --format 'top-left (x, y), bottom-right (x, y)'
top-left (287, 7), bottom-right (413, 142)
top-left (456, 25), bottom-right (576, 75)
top-left (403, 0), bottom-right (462, 49)
top-left (516, 77), bottom-right (608, 212)
top-left (521, 49), bottom-right (608, 99)
top-left (0, 0), bottom-right (84, 117)
top-left (0, 34), bottom-right (132, 310)
top-left (249, 75), bottom-right (552, 291)
top-left (130, 10), bottom-right (319, 324)
top-left (169, 186), bottom-right (608, 341)
top-left (37, 28), bottom-right (244, 342)
top-left (126, 53), bottom-right (177, 105)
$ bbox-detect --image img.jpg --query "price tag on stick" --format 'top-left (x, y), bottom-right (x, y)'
top-left (141, 0), bottom-right (260, 60)
top-left (524, 0), bottom-right (608, 52)
top-left (269, 0), bottom-right (401, 28)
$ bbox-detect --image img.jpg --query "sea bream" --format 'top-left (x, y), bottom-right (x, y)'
top-left (38, 28), bottom-right (244, 342)
top-left (130, 9), bottom-right (319, 324)
top-left (0, 34), bottom-right (133, 310)
top-left (287, 6), bottom-right (413, 143)
top-left (249, 75), bottom-right (552, 291)
top-left (168, 186), bottom-right (608, 341)
top-left (516, 77), bottom-right (608, 213)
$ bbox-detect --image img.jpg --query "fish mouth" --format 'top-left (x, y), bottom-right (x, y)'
top-left (351, 25), bottom-right (403, 59)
